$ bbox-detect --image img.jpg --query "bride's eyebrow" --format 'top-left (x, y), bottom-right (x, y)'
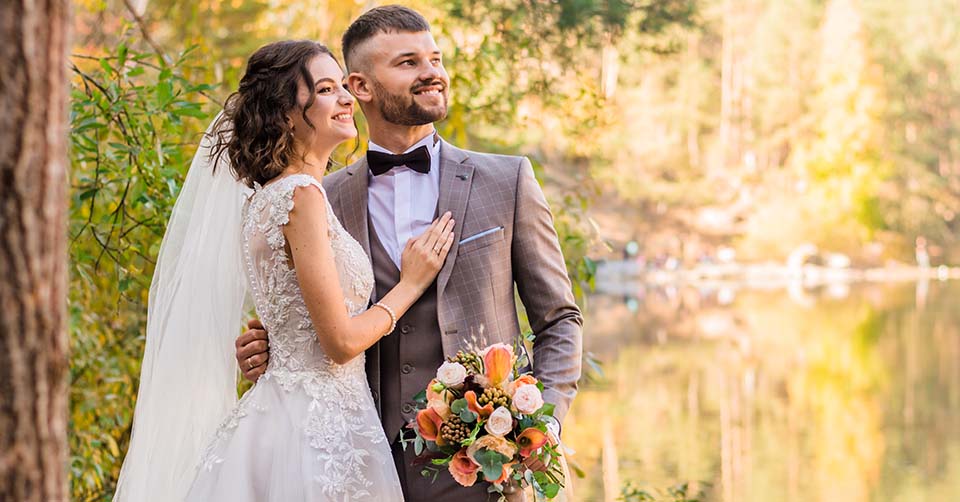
top-left (314, 78), bottom-right (337, 87)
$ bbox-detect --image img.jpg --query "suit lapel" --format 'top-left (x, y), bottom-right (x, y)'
top-left (338, 158), bottom-right (371, 260)
top-left (436, 142), bottom-right (475, 296)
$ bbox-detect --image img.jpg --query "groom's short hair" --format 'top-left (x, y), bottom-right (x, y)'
top-left (342, 5), bottom-right (431, 71)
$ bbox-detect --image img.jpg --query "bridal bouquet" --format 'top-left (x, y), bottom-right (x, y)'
top-left (405, 342), bottom-right (565, 499)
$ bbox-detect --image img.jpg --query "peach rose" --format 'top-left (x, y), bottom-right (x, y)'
top-left (507, 374), bottom-right (538, 396)
top-left (437, 361), bottom-right (467, 387)
top-left (512, 384), bottom-right (544, 414)
top-left (484, 406), bottom-right (514, 437)
top-left (466, 434), bottom-right (518, 462)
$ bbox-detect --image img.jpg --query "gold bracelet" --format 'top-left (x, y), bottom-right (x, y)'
top-left (372, 301), bottom-right (397, 336)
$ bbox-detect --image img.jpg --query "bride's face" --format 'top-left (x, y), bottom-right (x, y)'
top-left (289, 54), bottom-right (356, 154)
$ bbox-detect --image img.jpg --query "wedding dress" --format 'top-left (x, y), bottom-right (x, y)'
top-left (184, 173), bottom-right (403, 501)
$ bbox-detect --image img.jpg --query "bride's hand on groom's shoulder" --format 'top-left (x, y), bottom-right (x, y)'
top-left (236, 319), bottom-right (269, 382)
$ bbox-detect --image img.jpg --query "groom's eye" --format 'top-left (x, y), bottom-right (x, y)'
top-left (400, 60), bottom-right (415, 67)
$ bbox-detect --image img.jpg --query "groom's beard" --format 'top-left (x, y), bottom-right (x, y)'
top-left (372, 78), bottom-right (448, 126)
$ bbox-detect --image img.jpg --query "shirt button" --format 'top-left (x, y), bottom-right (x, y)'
top-left (400, 324), bottom-right (412, 335)
top-left (401, 364), bottom-right (414, 374)
top-left (401, 403), bottom-right (415, 414)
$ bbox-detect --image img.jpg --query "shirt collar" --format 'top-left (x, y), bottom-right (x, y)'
top-left (368, 132), bottom-right (441, 157)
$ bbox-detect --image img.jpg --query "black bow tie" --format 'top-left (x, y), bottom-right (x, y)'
top-left (367, 145), bottom-right (431, 176)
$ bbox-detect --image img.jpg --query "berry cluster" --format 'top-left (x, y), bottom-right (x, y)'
top-left (441, 414), bottom-right (472, 444)
top-left (451, 350), bottom-right (482, 374)
top-left (478, 386), bottom-right (510, 408)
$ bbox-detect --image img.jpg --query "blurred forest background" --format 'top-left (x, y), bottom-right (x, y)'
top-left (68, 0), bottom-right (960, 500)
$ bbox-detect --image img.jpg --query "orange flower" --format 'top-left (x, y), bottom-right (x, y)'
top-left (490, 461), bottom-right (518, 485)
top-left (465, 390), bottom-right (494, 419)
top-left (516, 427), bottom-right (549, 458)
top-left (449, 447), bottom-right (481, 487)
top-left (483, 344), bottom-right (514, 386)
top-left (416, 407), bottom-right (444, 442)
top-left (507, 374), bottom-right (538, 396)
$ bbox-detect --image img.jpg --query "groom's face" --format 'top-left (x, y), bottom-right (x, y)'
top-left (353, 31), bottom-right (449, 126)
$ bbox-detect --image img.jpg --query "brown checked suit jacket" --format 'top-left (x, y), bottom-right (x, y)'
top-left (322, 140), bottom-right (583, 425)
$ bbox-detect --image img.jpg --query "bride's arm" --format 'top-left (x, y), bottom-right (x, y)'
top-left (284, 184), bottom-right (454, 365)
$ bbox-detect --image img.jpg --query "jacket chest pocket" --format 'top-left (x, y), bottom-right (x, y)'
top-left (457, 226), bottom-right (504, 255)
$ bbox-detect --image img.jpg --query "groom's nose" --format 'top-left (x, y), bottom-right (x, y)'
top-left (419, 64), bottom-right (443, 83)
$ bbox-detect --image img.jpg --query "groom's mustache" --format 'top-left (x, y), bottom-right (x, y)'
top-left (411, 80), bottom-right (446, 94)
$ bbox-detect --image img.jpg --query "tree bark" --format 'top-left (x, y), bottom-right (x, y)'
top-left (0, 1), bottom-right (70, 501)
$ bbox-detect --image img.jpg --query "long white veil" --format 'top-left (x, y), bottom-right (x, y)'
top-left (114, 113), bottom-right (251, 501)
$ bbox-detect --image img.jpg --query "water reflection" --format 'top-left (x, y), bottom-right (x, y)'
top-left (564, 280), bottom-right (960, 501)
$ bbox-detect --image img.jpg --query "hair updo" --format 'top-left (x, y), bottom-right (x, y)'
top-left (211, 40), bottom-right (334, 187)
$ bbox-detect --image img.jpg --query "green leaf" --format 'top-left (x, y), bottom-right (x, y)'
top-left (72, 117), bottom-right (105, 133)
top-left (473, 448), bottom-right (509, 481)
top-left (117, 43), bottom-right (128, 66)
top-left (533, 471), bottom-right (550, 486)
top-left (537, 403), bottom-right (556, 417)
top-left (459, 409), bottom-right (477, 423)
top-left (412, 389), bottom-right (427, 404)
top-left (451, 398), bottom-right (468, 414)
top-left (541, 483), bottom-right (560, 498)
top-left (99, 58), bottom-right (113, 76)
top-left (176, 105), bottom-right (207, 119)
top-left (156, 81), bottom-right (173, 107)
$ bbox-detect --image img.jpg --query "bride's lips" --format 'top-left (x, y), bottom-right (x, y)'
top-left (331, 110), bottom-right (353, 122)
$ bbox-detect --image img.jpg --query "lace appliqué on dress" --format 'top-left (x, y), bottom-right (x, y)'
top-left (196, 174), bottom-right (381, 500)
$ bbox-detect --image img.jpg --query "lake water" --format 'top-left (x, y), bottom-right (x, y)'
top-left (563, 278), bottom-right (960, 501)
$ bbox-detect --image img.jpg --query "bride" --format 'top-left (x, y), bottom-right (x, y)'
top-left (113, 40), bottom-right (454, 501)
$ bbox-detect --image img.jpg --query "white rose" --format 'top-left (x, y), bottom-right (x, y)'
top-left (436, 361), bottom-right (467, 387)
top-left (484, 406), bottom-right (514, 437)
top-left (511, 384), bottom-right (544, 414)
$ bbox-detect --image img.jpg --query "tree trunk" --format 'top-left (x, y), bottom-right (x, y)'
top-left (0, 1), bottom-right (71, 501)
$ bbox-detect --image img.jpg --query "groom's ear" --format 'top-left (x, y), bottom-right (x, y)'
top-left (347, 73), bottom-right (374, 104)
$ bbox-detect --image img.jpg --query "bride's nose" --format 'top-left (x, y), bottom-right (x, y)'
top-left (337, 86), bottom-right (354, 105)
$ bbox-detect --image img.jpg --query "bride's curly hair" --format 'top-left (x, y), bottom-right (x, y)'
top-left (211, 40), bottom-right (334, 188)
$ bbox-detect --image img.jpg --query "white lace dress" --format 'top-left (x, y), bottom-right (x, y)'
top-left (185, 174), bottom-right (403, 501)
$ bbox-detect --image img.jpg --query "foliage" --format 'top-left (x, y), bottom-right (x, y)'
top-left (620, 481), bottom-right (708, 502)
top-left (587, 0), bottom-right (960, 264)
top-left (68, 25), bottom-right (215, 500)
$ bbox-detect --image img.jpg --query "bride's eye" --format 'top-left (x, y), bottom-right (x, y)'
top-left (317, 86), bottom-right (333, 94)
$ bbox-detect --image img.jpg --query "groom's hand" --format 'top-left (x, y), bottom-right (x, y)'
top-left (236, 319), bottom-right (269, 382)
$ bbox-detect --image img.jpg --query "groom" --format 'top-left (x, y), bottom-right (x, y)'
top-left (235, 5), bottom-right (582, 500)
